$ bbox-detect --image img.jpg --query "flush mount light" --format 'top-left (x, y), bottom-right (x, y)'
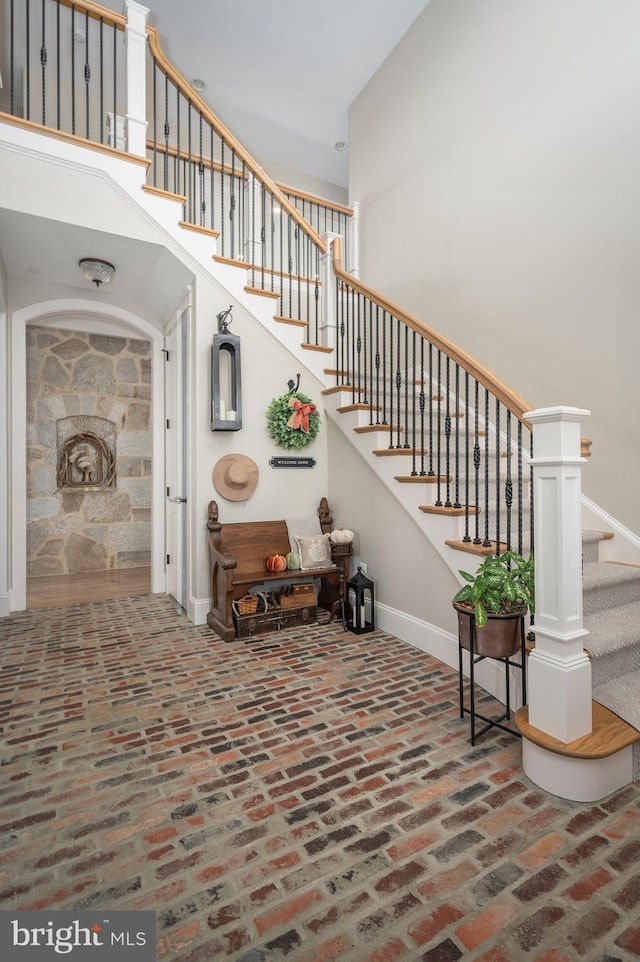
top-left (334, 141), bottom-right (348, 152)
top-left (192, 78), bottom-right (207, 92)
top-left (79, 258), bottom-right (115, 288)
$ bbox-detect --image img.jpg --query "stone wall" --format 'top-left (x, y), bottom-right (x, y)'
top-left (26, 325), bottom-right (152, 576)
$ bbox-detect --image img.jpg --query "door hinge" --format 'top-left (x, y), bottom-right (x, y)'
top-left (166, 554), bottom-right (170, 565)
top-left (166, 418), bottom-right (170, 429)
top-left (163, 349), bottom-right (169, 360)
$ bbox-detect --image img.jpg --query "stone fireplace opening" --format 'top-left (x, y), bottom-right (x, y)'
top-left (26, 324), bottom-right (152, 577)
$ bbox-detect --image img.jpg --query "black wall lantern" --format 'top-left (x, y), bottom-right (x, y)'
top-left (211, 306), bottom-right (242, 431)
top-left (347, 565), bottom-right (375, 634)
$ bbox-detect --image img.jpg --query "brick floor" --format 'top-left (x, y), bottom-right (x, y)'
top-left (1, 593), bottom-right (639, 960)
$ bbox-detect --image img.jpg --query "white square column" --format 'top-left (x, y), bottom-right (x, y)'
top-left (526, 406), bottom-right (592, 743)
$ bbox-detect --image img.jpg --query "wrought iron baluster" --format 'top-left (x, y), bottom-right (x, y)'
top-left (40, 0), bottom-right (46, 126)
top-left (230, 148), bottom-right (236, 258)
top-left (388, 315), bottom-right (396, 448)
top-left (175, 85), bottom-right (180, 196)
top-left (163, 73), bottom-right (170, 193)
top-left (56, 0), bottom-right (61, 129)
top-left (444, 356), bottom-right (452, 506)
top-left (495, 399), bottom-right (501, 552)
top-left (98, 18), bottom-right (104, 144)
top-left (403, 325), bottom-right (410, 449)
top-left (410, 331), bottom-right (417, 471)
top-left (355, 292), bottom-right (362, 401)
top-left (314, 248), bottom-right (320, 342)
top-left (220, 139), bottom-right (225, 257)
top-left (483, 389), bottom-right (491, 548)
top-left (505, 410), bottom-right (513, 553)
top-left (26, 0), bottom-right (31, 120)
top-left (151, 59), bottom-right (157, 187)
top-left (453, 363), bottom-right (461, 508)
top-left (428, 343), bottom-right (434, 476)
top-left (84, 10), bottom-right (90, 139)
top-left (435, 350), bottom-right (443, 504)
top-left (463, 371), bottom-right (471, 541)
top-left (419, 337), bottom-right (426, 475)
top-left (381, 310), bottom-right (388, 424)
top-left (374, 305), bottom-right (381, 424)
top-left (473, 380), bottom-right (481, 544)
top-left (10, 0), bottom-right (15, 116)
top-left (395, 317), bottom-right (403, 448)
top-left (209, 125), bottom-right (214, 231)
top-left (112, 16), bottom-right (116, 144)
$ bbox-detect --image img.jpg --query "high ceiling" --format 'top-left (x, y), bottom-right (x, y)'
top-left (100, 0), bottom-right (431, 190)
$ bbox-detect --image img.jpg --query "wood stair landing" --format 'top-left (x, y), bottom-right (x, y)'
top-left (515, 701), bottom-right (640, 759)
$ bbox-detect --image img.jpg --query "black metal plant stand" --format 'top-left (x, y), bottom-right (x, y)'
top-left (457, 613), bottom-right (527, 746)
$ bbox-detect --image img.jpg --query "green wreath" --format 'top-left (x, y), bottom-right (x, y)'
top-left (266, 391), bottom-right (321, 450)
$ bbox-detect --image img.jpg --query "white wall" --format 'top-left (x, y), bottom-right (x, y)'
top-left (0, 252), bottom-right (9, 615)
top-left (327, 421), bottom-right (459, 632)
top-left (349, 0), bottom-right (640, 535)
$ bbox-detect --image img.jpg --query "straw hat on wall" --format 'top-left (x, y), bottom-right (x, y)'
top-left (212, 453), bottom-right (259, 501)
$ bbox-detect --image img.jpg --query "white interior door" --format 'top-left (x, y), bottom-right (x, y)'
top-left (164, 307), bottom-right (188, 607)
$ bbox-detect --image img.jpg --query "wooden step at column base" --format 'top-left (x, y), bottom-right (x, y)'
top-left (515, 701), bottom-right (640, 802)
top-left (515, 702), bottom-right (640, 759)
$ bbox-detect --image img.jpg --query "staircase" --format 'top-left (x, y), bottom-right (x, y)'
top-left (4, 0), bottom-right (640, 800)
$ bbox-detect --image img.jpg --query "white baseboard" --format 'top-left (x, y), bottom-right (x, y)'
top-left (375, 602), bottom-right (524, 711)
top-left (582, 496), bottom-right (640, 565)
top-left (0, 592), bottom-right (11, 618)
top-left (192, 597), bottom-right (210, 626)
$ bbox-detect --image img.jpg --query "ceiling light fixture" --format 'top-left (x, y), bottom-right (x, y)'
top-left (192, 78), bottom-right (207, 92)
top-left (334, 141), bottom-right (348, 152)
top-left (79, 258), bottom-right (116, 288)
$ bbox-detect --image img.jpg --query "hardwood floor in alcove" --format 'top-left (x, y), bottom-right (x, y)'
top-left (26, 567), bottom-right (152, 609)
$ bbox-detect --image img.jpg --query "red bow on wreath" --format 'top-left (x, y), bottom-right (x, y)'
top-left (286, 397), bottom-right (317, 433)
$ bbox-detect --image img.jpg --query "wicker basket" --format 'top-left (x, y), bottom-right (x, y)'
top-left (234, 593), bottom-right (259, 616)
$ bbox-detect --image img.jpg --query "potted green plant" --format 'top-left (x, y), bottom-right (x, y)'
top-left (452, 551), bottom-right (534, 658)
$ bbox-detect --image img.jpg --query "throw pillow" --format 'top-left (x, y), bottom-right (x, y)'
top-left (295, 533), bottom-right (333, 570)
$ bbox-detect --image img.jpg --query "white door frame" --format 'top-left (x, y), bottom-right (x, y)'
top-left (9, 298), bottom-right (166, 611)
top-left (164, 291), bottom-right (191, 609)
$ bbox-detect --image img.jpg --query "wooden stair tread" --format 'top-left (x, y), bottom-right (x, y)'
top-left (515, 702), bottom-right (640, 759)
top-left (420, 505), bottom-right (477, 517)
top-left (355, 424), bottom-right (402, 434)
top-left (214, 254), bottom-right (252, 269)
top-left (395, 475), bottom-right (451, 484)
top-left (445, 538), bottom-right (504, 556)
top-left (373, 448), bottom-right (428, 457)
top-left (178, 220), bottom-right (220, 239)
top-left (322, 384), bottom-right (364, 396)
top-left (245, 285), bottom-right (280, 299)
top-left (302, 342), bottom-right (333, 354)
top-left (336, 403), bottom-right (378, 413)
top-left (274, 315), bottom-right (308, 328)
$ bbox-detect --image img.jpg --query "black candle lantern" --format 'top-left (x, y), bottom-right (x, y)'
top-left (346, 565), bottom-right (375, 634)
top-left (211, 306), bottom-right (242, 431)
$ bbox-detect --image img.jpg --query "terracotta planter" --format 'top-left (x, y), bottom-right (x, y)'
top-left (453, 602), bottom-right (525, 659)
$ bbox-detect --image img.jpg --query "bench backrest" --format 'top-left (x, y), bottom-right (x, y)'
top-left (221, 520), bottom-right (292, 576)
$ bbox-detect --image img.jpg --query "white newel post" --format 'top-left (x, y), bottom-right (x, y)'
top-left (526, 406), bottom-right (592, 743)
top-left (125, 1), bottom-right (149, 157)
top-left (320, 233), bottom-right (341, 351)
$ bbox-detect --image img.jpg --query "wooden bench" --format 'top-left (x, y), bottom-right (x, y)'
top-left (206, 497), bottom-right (345, 641)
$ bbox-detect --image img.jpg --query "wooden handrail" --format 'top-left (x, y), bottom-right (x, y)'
top-left (57, 0), bottom-right (126, 29)
top-left (277, 184), bottom-right (353, 218)
top-left (145, 26), bottom-right (327, 256)
top-left (331, 237), bottom-right (533, 428)
top-left (145, 140), bottom-right (248, 180)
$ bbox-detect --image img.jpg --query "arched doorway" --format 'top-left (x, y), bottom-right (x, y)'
top-left (10, 299), bottom-right (166, 611)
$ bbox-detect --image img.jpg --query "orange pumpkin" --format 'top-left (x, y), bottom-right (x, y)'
top-left (266, 554), bottom-right (287, 572)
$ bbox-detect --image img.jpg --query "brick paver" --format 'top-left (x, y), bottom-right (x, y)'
top-left (1, 594), bottom-right (640, 961)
